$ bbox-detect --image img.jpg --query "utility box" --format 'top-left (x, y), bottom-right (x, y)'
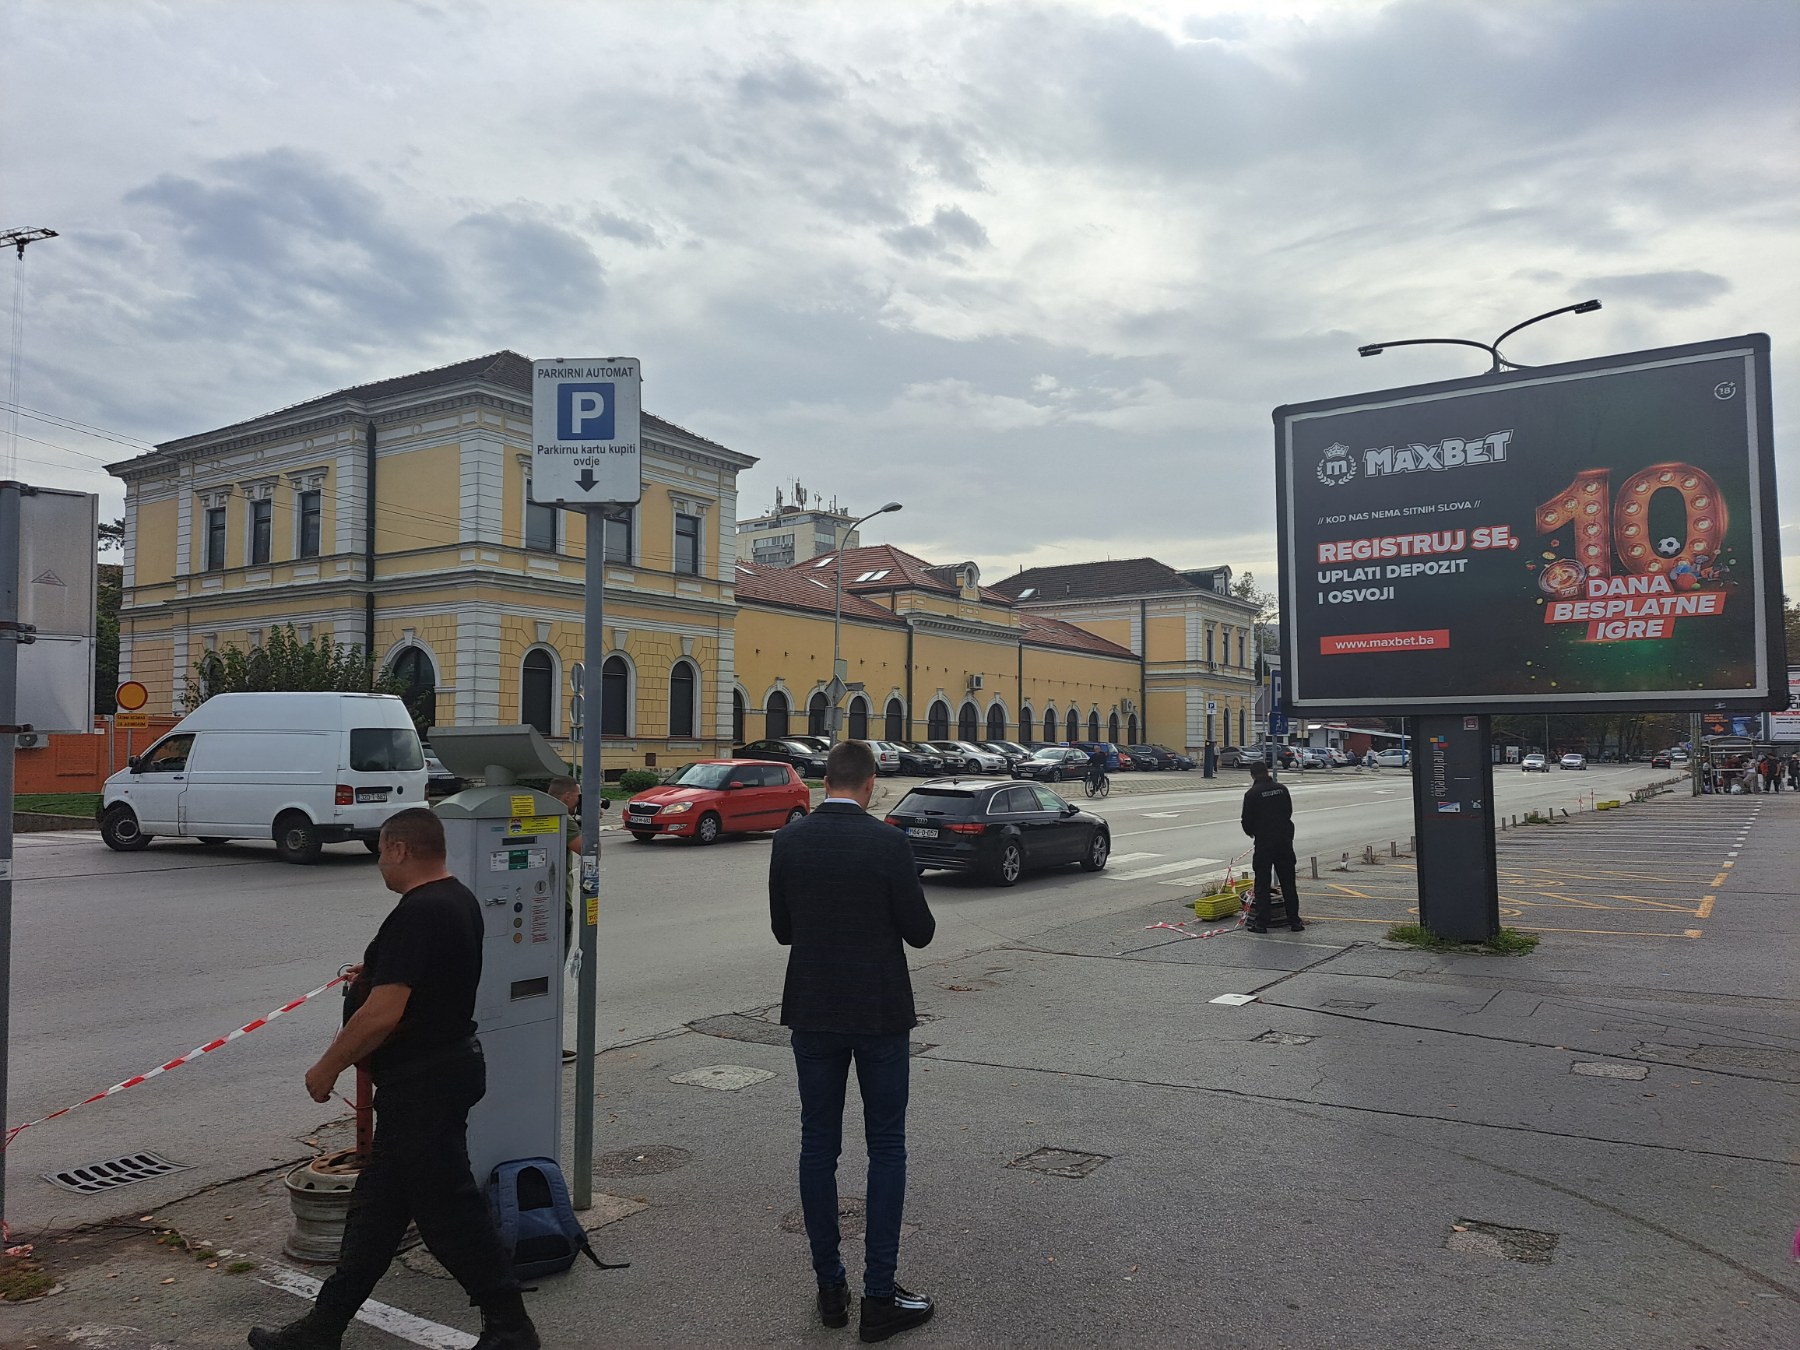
top-left (430, 726), bottom-right (571, 1184)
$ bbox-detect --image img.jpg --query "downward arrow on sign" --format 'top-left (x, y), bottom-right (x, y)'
top-left (576, 469), bottom-right (597, 491)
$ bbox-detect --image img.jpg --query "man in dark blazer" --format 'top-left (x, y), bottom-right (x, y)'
top-left (771, 739), bottom-right (937, 1343)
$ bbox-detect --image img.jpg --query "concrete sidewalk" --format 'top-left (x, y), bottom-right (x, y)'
top-left (5, 789), bottom-right (1795, 1348)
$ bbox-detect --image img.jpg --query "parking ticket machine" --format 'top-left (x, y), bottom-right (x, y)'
top-left (429, 726), bottom-right (571, 1184)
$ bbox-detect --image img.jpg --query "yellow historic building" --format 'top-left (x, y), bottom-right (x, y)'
top-left (111, 353), bottom-right (1235, 777)
top-left (992, 560), bottom-right (1261, 755)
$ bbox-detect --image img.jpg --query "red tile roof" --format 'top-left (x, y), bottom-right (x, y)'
top-left (1017, 611), bottom-right (1137, 658)
top-left (733, 560), bottom-right (906, 625)
top-left (993, 557), bottom-right (1205, 600)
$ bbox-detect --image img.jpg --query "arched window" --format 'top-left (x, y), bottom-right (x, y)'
top-left (521, 648), bottom-right (555, 736)
top-left (766, 690), bottom-right (790, 739)
top-left (1222, 704), bottom-right (1232, 747)
top-left (1087, 710), bottom-right (1100, 741)
top-left (848, 696), bottom-right (869, 740)
top-left (601, 655), bottom-right (629, 736)
top-left (1044, 708), bottom-right (1057, 742)
top-left (389, 646), bottom-right (436, 732)
top-left (732, 689), bottom-right (746, 744)
top-left (885, 698), bottom-right (905, 742)
top-left (669, 661), bottom-right (697, 738)
top-left (1239, 707), bottom-right (1247, 745)
top-left (986, 705), bottom-right (1006, 740)
top-left (808, 692), bottom-right (830, 736)
top-left (958, 703), bottom-right (979, 741)
top-left (927, 700), bottom-right (950, 740)
top-left (1066, 708), bottom-right (1079, 741)
top-left (1019, 706), bottom-right (1033, 743)
top-left (1127, 714), bottom-right (1139, 744)
top-left (1108, 712), bottom-right (1120, 743)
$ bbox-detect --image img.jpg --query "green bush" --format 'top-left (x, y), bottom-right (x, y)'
top-left (618, 769), bottom-right (661, 793)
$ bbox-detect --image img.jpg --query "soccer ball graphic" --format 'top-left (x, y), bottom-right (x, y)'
top-left (1654, 536), bottom-right (1683, 557)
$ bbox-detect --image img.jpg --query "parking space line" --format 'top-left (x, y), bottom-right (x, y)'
top-left (1712, 872), bottom-right (1728, 887)
top-left (1697, 895), bottom-right (1715, 919)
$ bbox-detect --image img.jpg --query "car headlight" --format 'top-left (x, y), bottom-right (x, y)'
top-left (663, 801), bottom-right (694, 814)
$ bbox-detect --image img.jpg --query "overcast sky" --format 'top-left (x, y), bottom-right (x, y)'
top-left (5, 0), bottom-right (1797, 599)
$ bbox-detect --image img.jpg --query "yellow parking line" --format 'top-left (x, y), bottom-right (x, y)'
top-left (1722, 860), bottom-right (1734, 868)
top-left (1506, 924), bottom-right (1703, 939)
top-left (1598, 894), bottom-right (1708, 914)
top-left (1522, 889), bottom-right (1612, 910)
top-left (1711, 872), bottom-right (1728, 887)
top-left (1326, 884), bottom-right (1373, 898)
top-left (1697, 895), bottom-right (1715, 919)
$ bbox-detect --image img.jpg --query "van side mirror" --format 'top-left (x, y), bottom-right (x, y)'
top-left (127, 756), bottom-right (141, 771)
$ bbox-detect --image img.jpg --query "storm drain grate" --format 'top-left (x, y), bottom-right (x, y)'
top-left (1007, 1146), bottom-right (1109, 1179)
top-left (44, 1151), bottom-right (189, 1195)
top-left (1445, 1218), bottom-right (1559, 1265)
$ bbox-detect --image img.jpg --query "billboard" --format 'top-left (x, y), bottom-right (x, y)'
top-left (1274, 334), bottom-right (1783, 714)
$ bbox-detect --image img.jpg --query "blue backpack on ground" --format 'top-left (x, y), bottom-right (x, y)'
top-left (488, 1157), bottom-right (628, 1280)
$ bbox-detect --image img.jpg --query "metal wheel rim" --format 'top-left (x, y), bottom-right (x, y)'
top-left (698, 815), bottom-right (720, 842)
top-left (1090, 833), bottom-right (1109, 867)
top-left (109, 811), bottom-right (140, 842)
top-left (787, 808), bottom-right (804, 824)
top-left (1001, 845), bottom-right (1022, 882)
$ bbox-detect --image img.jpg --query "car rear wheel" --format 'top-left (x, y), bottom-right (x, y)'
top-left (274, 812), bottom-right (322, 865)
top-left (990, 839), bottom-right (1024, 887)
top-left (1080, 830), bottom-right (1110, 872)
top-left (785, 807), bottom-right (806, 826)
top-left (101, 804), bottom-right (151, 852)
top-left (1049, 769), bottom-right (1062, 782)
top-left (693, 812), bottom-right (722, 845)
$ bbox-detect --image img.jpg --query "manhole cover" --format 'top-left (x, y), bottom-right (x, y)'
top-left (1254, 1030), bottom-right (1316, 1046)
top-left (596, 1145), bottom-right (692, 1177)
top-left (669, 1064), bottom-right (776, 1091)
top-left (1007, 1146), bottom-right (1109, 1179)
top-left (44, 1151), bottom-right (189, 1195)
top-left (687, 1013), bottom-right (790, 1048)
top-left (1445, 1218), bottom-right (1559, 1264)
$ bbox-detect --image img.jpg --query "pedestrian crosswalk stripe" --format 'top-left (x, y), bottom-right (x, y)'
top-left (1104, 853), bottom-right (1162, 867)
top-left (1108, 857), bottom-right (1224, 880)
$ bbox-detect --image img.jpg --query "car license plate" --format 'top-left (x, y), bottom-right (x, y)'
top-left (906, 826), bottom-right (937, 839)
top-left (355, 788), bottom-right (389, 803)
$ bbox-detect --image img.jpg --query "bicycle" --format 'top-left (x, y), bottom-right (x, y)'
top-left (1083, 772), bottom-right (1111, 800)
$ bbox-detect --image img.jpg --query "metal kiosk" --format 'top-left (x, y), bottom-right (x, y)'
top-left (429, 725), bottom-right (570, 1184)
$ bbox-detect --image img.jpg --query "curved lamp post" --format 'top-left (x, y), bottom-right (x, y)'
top-left (1357, 299), bottom-right (1601, 373)
top-left (830, 501), bottom-right (903, 739)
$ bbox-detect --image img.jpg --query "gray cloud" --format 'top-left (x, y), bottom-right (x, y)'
top-left (1582, 270), bottom-right (1732, 311)
top-left (452, 211), bottom-right (606, 322)
top-left (881, 205), bottom-right (990, 258)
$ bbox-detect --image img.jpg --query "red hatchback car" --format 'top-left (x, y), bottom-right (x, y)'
top-left (623, 759), bottom-right (809, 844)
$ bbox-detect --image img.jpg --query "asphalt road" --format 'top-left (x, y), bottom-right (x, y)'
top-left (2, 763), bottom-right (1669, 1237)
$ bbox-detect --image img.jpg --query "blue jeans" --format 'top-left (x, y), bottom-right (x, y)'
top-left (790, 1028), bottom-right (910, 1298)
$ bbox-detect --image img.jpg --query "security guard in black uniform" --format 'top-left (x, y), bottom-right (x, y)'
top-left (249, 808), bottom-right (539, 1350)
top-left (1240, 763), bottom-right (1304, 934)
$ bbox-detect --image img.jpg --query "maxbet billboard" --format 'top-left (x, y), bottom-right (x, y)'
top-left (1274, 334), bottom-right (1784, 714)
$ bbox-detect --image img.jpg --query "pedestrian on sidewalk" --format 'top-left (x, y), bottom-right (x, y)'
top-left (248, 808), bottom-right (538, 1350)
top-left (1241, 762), bottom-right (1304, 934)
top-left (770, 739), bottom-right (939, 1343)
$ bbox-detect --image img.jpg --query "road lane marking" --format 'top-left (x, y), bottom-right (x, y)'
top-left (1326, 884), bottom-right (1372, 898)
top-left (1108, 857), bottom-right (1224, 880)
top-left (1105, 853), bottom-right (1162, 867)
top-left (1142, 811), bottom-right (1182, 819)
top-left (260, 1265), bottom-right (475, 1348)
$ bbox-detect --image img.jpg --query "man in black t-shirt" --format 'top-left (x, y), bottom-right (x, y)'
top-left (248, 808), bottom-right (538, 1350)
top-left (1241, 763), bottom-right (1304, 934)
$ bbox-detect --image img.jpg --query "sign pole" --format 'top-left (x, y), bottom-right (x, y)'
top-left (0, 483), bottom-right (21, 1232)
top-left (573, 508), bottom-right (603, 1209)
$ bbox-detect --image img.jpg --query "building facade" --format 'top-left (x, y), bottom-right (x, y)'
top-left (734, 483), bottom-right (862, 567)
top-left (991, 559), bottom-right (1261, 754)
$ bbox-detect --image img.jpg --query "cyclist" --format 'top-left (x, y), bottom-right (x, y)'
top-left (1085, 745), bottom-right (1109, 796)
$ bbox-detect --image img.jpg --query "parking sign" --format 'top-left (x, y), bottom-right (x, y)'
top-left (532, 358), bottom-right (642, 504)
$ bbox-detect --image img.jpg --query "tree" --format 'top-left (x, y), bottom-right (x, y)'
top-left (98, 516), bottom-right (124, 554)
top-left (95, 563), bottom-right (122, 713)
top-left (184, 624), bottom-right (405, 710)
top-left (1785, 593), bottom-right (1799, 658)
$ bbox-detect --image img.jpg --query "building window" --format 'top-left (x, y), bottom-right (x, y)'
top-left (669, 661), bottom-right (697, 738)
top-left (1240, 708), bottom-right (1247, 744)
top-left (766, 690), bottom-right (790, 739)
top-left (751, 532), bottom-right (795, 566)
top-left (204, 506), bottom-right (227, 571)
top-left (1128, 714), bottom-right (1139, 744)
top-left (601, 656), bottom-right (629, 736)
top-left (1238, 632), bottom-right (1246, 667)
top-left (885, 698), bottom-right (905, 742)
top-left (1066, 709), bottom-right (1080, 742)
top-left (388, 647), bottom-right (436, 732)
top-left (298, 490), bottom-right (322, 558)
top-left (1206, 627), bottom-right (1215, 664)
top-left (732, 689), bottom-right (747, 744)
top-left (814, 528), bottom-right (838, 553)
top-left (249, 499), bottom-right (272, 566)
top-left (1088, 710), bottom-right (1101, 741)
top-left (927, 701), bottom-right (950, 741)
top-left (521, 648), bottom-right (554, 735)
top-left (525, 481), bottom-right (558, 552)
top-left (958, 703), bottom-right (979, 741)
top-left (674, 513), bottom-right (701, 575)
top-left (1044, 708), bottom-right (1057, 742)
top-left (1019, 706), bottom-right (1033, 743)
top-left (848, 697), bottom-right (869, 740)
top-left (1108, 712), bottom-right (1119, 743)
top-left (604, 506), bottom-right (633, 564)
top-left (808, 692), bottom-right (829, 736)
top-left (986, 705), bottom-right (1005, 741)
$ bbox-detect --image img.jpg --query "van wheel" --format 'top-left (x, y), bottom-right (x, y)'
top-left (274, 813), bottom-right (322, 864)
top-left (101, 804), bottom-right (151, 852)
top-left (693, 812), bottom-right (722, 845)
top-left (198, 837), bottom-right (229, 847)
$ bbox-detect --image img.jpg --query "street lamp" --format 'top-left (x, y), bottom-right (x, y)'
top-left (1357, 299), bottom-right (1601, 374)
top-left (830, 501), bottom-right (903, 739)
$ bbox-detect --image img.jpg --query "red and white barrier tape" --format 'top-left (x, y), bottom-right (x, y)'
top-left (5, 974), bottom-right (345, 1148)
top-left (1144, 847), bottom-right (1255, 941)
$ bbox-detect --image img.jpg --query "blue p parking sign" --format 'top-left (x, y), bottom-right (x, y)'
top-left (557, 383), bottom-right (616, 440)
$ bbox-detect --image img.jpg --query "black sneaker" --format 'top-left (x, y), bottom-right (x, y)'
top-left (1288, 920), bottom-right (1306, 932)
top-left (1244, 921), bottom-right (1269, 934)
top-left (819, 1279), bottom-right (850, 1328)
top-left (473, 1311), bottom-right (541, 1350)
top-left (860, 1284), bottom-right (935, 1342)
top-left (248, 1316), bottom-right (344, 1350)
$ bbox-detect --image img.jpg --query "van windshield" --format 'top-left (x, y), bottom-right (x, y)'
top-left (350, 728), bottom-right (423, 772)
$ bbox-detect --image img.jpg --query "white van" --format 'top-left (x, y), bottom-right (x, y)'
top-left (99, 692), bottom-right (429, 863)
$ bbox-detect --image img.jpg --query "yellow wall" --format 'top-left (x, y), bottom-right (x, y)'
top-left (1145, 615), bottom-right (1185, 662)
top-left (378, 444), bottom-right (461, 553)
top-left (134, 499), bottom-right (178, 586)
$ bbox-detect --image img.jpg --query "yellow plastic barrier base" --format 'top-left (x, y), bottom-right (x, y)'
top-left (1596, 800), bottom-right (1621, 810)
top-left (1193, 891), bottom-right (1246, 921)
